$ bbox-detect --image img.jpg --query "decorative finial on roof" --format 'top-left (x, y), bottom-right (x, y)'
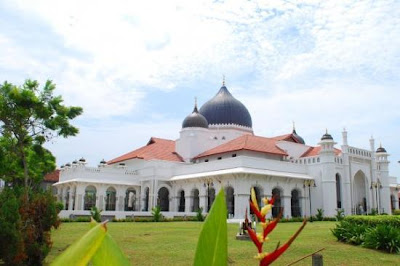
top-left (193, 96), bottom-right (198, 112)
top-left (222, 74), bottom-right (225, 86)
top-left (343, 127), bottom-right (346, 131)
top-left (326, 128), bottom-right (328, 134)
top-left (292, 121), bottom-right (296, 131)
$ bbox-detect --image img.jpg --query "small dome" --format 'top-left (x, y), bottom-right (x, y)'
top-left (65, 163), bottom-right (71, 167)
top-left (321, 130), bottom-right (333, 140)
top-left (199, 85), bottom-right (252, 128)
top-left (182, 104), bottom-right (208, 129)
top-left (100, 159), bottom-right (106, 164)
top-left (292, 129), bottom-right (305, 144)
top-left (376, 146), bottom-right (387, 153)
top-left (79, 157), bottom-right (86, 162)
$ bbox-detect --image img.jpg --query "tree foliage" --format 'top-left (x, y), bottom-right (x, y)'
top-left (0, 79), bottom-right (83, 265)
top-left (0, 80), bottom-right (82, 187)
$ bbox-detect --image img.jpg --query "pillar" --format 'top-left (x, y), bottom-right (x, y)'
top-left (282, 195), bottom-right (291, 218)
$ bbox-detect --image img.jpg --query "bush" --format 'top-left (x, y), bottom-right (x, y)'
top-left (335, 209), bottom-right (345, 221)
top-left (332, 215), bottom-right (400, 254)
top-left (344, 215), bottom-right (400, 228)
top-left (196, 207), bottom-right (204, 221)
top-left (363, 224), bottom-right (400, 253)
top-left (152, 206), bottom-right (163, 222)
top-left (393, 209), bottom-right (400, 216)
top-left (0, 188), bottom-right (61, 265)
top-left (316, 209), bottom-right (324, 221)
top-left (90, 206), bottom-right (102, 222)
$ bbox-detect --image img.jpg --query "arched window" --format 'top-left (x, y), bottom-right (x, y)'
top-left (291, 189), bottom-right (301, 217)
top-left (84, 186), bottom-right (96, 210)
top-left (157, 187), bottom-right (170, 211)
top-left (105, 187), bottom-right (116, 211)
top-left (144, 187), bottom-right (150, 211)
top-left (192, 189), bottom-right (200, 212)
top-left (225, 187), bottom-right (235, 217)
top-left (272, 188), bottom-right (282, 218)
top-left (336, 174), bottom-right (342, 209)
top-left (207, 187), bottom-right (216, 212)
top-left (178, 190), bottom-right (185, 212)
top-left (125, 188), bottom-right (136, 211)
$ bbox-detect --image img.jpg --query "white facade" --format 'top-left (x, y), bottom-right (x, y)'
top-left (54, 86), bottom-right (400, 220)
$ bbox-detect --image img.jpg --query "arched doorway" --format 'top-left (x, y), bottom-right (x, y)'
top-left (207, 187), bottom-right (216, 212)
top-left (192, 189), bottom-right (200, 212)
top-left (336, 173), bottom-right (342, 208)
top-left (272, 188), bottom-right (282, 218)
top-left (144, 187), bottom-right (150, 211)
top-left (225, 187), bottom-right (235, 217)
top-left (158, 187), bottom-right (169, 211)
top-left (105, 187), bottom-right (116, 211)
top-left (178, 190), bottom-right (185, 212)
top-left (291, 189), bottom-right (301, 217)
top-left (354, 171), bottom-right (367, 214)
top-left (84, 186), bottom-right (96, 210)
top-left (249, 186), bottom-right (262, 214)
top-left (125, 188), bottom-right (136, 211)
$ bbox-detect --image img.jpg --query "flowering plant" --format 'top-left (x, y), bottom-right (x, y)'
top-left (246, 188), bottom-right (307, 266)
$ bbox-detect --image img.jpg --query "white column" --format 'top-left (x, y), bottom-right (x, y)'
top-left (282, 195), bottom-right (291, 218)
top-left (68, 186), bottom-right (75, 211)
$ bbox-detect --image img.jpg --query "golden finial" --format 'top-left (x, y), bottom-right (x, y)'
top-left (222, 75), bottom-right (225, 86)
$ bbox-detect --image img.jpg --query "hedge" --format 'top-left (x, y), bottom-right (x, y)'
top-left (344, 215), bottom-right (400, 228)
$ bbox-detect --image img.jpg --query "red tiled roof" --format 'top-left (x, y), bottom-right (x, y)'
top-left (108, 137), bottom-right (183, 164)
top-left (43, 170), bottom-right (60, 182)
top-left (271, 133), bottom-right (301, 143)
top-left (195, 135), bottom-right (287, 159)
top-left (300, 146), bottom-right (342, 157)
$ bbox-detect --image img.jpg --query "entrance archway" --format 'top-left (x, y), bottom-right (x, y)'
top-left (354, 170), bottom-right (367, 214)
top-left (225, 187), bottom-right (235, 217)
top-left (158, 187), bottom-right (170, 211)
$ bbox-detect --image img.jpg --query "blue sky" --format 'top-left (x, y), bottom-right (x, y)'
top-left (0, 0), bottom-right (399, 180)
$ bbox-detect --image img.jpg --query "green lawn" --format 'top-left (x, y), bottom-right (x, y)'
top-left (46, 221), bottom-right (399, 265)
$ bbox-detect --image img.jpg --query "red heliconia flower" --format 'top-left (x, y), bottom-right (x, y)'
top-left (246, 188), bottom-right (307, 266)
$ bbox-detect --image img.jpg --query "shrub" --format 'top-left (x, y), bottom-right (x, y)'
top-left (393, 209), bottom-right (400, 216)
top-left (152, 206), bottom-right (163, 222)
top-left (363, 224), bottom-right (400, 253)
top-left (196, 207), bottom-right (204, 221)
top-left (345, 215), bottom-right (400, 228)
top-left (316, 209), bottom-right (324, 221)
top-left (335, 209), bottom-right (345, 221)
top-left (75, 217), bottom-right (91, 222)
top-left (331, 220), bottom-right (368, 245)
top-left (90, 206), bottom-right (102, 222)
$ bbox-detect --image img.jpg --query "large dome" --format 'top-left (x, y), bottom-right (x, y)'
top-left (199, 85), bottom-right (252, 128)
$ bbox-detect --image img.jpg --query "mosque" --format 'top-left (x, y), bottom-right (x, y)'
top-left (55, 82), bottom-right (400, 220)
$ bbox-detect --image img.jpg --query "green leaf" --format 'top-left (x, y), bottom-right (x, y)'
top-left (51, 222), bottom-right (107, 266)
top-left (193, 189), bottom-right (227, 266)
top-left (92, 234), bottom-right (131, 266)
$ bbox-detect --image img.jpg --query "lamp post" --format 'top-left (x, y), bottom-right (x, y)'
top-left (370, 179), bottom-right (382, 214)
top-left (304, 180), bottom-right (316, 222)
top-left (203, 179), bottom-right (214, 212)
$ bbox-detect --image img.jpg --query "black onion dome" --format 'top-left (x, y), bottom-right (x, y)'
top-left (292, 129), bottom-right (305, 144)
top-left (376, 146), bottom-right (387, 153)
top-left (199, 85), bottom-right (252, 128)
top-left (321, 131), bottom-right (333, 140)
top-left (182, 105), bottom-right (209, 128)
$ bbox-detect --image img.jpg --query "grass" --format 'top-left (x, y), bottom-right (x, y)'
top-left (45, 221), bottom-right (400, 265)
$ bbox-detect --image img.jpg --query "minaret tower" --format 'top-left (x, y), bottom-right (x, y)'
top-left (375, 144), bottom-right (391, 213)
top-left (319, 130), bottom-right (337, 216)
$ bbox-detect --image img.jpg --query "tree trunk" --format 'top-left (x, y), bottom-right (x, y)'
top-left (19, 142), bottom-right (29, 188)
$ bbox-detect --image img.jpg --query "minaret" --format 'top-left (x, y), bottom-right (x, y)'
top-left (340, 128), bottom-right (351, 215)
top-left (375, 144), bottom-right (391, 213)
top-left (319, 129), bottom-right (337, 216)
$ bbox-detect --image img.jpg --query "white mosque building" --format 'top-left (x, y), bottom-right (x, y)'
top-left (55, 82), bottom-right (400, 220)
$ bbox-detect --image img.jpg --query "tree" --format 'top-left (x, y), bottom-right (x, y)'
top-left (0, 80), bottom-right (82, 187)
top-left (0, 80), bottom-right (82, 265)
